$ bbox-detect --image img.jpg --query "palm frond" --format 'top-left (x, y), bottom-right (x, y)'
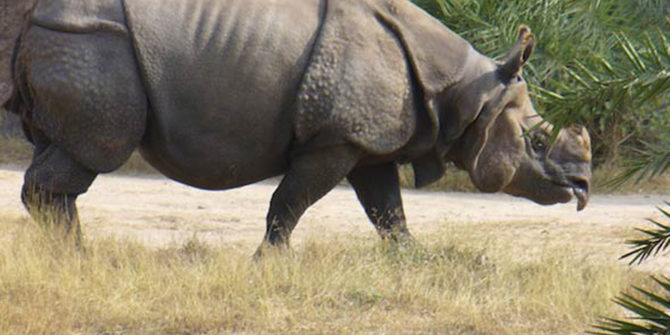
top-left (607, 137), bottom-right (670, 189)
top-left (537, 29), bottom-right (669, 130)
top-left (621, 203), bottom-right (670, 265)
top-left (591, 203), bottom-right (670, 334)
top-left (589, 276), bottom-right (670, 335)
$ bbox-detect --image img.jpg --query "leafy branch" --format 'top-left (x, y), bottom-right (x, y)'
top-left (621, 203), bottom-right (670, 265)
top-left (607, 137), bottom-right (670, 189)
top-left (534, 28), bottom-right (669, 168)
top-left (590, 276), bottom-right (670, 335)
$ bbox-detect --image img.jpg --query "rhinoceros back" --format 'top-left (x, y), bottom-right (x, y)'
top-left (122, 0), bottom-right (320, 126)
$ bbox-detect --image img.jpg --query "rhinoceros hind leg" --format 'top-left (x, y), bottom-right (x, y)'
top-left (21, 140), bottom-right (97, 246)
top-left (347, 163), bottom-right (414, 243)
top-left (20, 26), bottom-right (147, 173)
top-left (255, 145), bottom-right (362, 256)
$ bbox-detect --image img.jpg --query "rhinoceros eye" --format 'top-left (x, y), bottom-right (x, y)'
top-left (530, 132), bottom-right (548, 153)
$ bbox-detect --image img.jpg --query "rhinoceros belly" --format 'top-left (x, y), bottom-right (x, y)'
top-left (124, 0), bottom-right (322, 189)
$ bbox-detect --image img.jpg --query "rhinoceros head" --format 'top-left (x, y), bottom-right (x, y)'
top-left (446, 26), bottom-right (592, 210)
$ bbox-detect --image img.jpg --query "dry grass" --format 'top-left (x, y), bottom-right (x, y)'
top-left (0, 136), bottom-right (31, 166)
top-left (589, 163), bottom-right (670, 194)
top-left (115, 151), bottom-right (159, 175)
top-left (0, 214), bottom-right (644, 335)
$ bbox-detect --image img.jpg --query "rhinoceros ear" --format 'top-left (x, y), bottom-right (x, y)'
top-left (499, 25), bottom-right (535, 81)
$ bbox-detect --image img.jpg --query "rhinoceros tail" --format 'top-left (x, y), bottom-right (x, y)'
top-left (3, 33), bottom-right (23, 116)
top-left (3, 87), bottom-right (19, 116)
top-left (3, 27), bottom-right (36, 144)
top-left (3, 2), bottom-right (35, 116)
top-left (3, 23), bottom-right (22, 114)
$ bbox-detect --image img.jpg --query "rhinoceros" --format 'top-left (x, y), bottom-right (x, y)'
top-left (5, 0), bottom-right (591, 252)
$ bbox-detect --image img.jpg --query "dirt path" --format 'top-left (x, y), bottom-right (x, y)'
top-left (1, 167), bottom-right (668, 273)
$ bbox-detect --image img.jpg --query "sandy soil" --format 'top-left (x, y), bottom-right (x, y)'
top-left (1, 167), bottom-right (668, 273)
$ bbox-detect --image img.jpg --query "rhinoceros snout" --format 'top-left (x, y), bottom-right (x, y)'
top-left (566, 175), bottom-right (589, 211)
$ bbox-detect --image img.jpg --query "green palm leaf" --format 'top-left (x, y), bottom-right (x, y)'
top-left (621, 203), bottom-right (670, 265)
top-left (591, 203), bottom-right (670, 335)
top-left (590, 276), bottom-right (670, 335)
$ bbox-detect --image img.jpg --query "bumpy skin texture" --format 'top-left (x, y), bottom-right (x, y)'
top-left (7, 0), bottom-right (592, 252)
top-left (1, 0), bottom-right (36, 136)
top-left (123, 0), bottom-right (320, 188)
top-left (19, 27), bottom-right (146, 173)
top-left (295, 0), bottom-right (469, 156)
top-left (0, 0), bottom-right (35, 103)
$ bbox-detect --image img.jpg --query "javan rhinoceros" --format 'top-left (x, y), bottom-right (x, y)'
top-left (5, 0), bottom-right (591, 252)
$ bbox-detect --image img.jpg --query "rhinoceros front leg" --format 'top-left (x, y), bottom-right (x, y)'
top-left (347, 163), bottom-right (414, 243)
top-left (255, 145), bottom-right (362, 255)
top-left (21, 142), bottom-right (97, 246)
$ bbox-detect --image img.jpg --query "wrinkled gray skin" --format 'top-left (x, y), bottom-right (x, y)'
top-left (6, 0), bottom-right (591, 252)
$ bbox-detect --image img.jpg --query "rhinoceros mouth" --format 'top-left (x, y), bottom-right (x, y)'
top-left (552, 179), bottom-right (589, 211)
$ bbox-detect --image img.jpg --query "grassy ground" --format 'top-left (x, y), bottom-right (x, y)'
top-left (0, 214), bottom-right (645, 335)
top-left (0, 136), bottom-right (661, 334)
top-left (2, 136), bottom-right (668, 193)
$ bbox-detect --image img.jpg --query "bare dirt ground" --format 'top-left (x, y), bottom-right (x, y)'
top-left (1, 166), bottom-right (668, 273)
